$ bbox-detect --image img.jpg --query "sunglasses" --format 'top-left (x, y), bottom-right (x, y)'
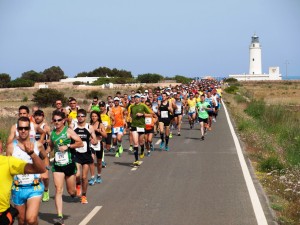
top-left (53, 118), bottom-right (63, 122)
top-left (77, 115), bottom-right (86, 118)
top-left (17, 126), bottom-right (30, 131)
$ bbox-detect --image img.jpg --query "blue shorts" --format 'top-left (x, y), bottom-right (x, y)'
top-left (11, 183), bottom-right (44, 206)
top-left (188, 112), bottom-right (195, 117)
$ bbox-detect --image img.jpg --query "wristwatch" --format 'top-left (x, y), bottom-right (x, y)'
top-left (67, 144), bottom-right (70, 148)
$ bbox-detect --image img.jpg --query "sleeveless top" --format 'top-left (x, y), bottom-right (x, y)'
top-left (51, 126), bottom-right (73, 166)
top-left (111, 106), bottom-right (124, 128)
top-left (152, 101), bottom-right (159, 113)
top-left (35, 122), bottom-right (48, 149)
top-left (12, 141), bottom-right (40, 186)
top-left (174, 100), bottom-right (183, 115)
top-left (73, 123), bottom-right (91, 154)
top-left (159, 101), bottom-right (171, 119)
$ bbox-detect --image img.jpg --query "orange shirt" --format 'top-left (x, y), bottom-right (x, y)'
top-left (111, 106), bottom-right (124, 127)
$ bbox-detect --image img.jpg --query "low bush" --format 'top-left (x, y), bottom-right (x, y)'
top-left (258, 156), bottom-right (284, 172)
top-left (85, 90), bottom-right (104, 99)
top-left (32, 88), bottom-right (67, 107)
top-left (224, 85), bottom-right (239, 94)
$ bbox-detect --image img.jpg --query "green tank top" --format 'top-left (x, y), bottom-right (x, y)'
top-left (51, 126), bottom-right (73, 166)
top-left (91, 105), bottom-right (100, 112)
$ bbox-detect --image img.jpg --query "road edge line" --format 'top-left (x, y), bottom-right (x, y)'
top-left (79, 206), bottom-right (103, 225)
top-left (222, 100), bottom-right (268, 225)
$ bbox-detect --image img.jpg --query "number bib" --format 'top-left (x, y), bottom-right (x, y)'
top-left (76, 141), bottom-right (87, 153)
top-left (137, 127), bottom-right (145, 132)
top-left (55, 151), bottom-right (70, 165)
top-left (175, 104), bottom-right (182, 114)
top-left (112, 127), bottom-right (124, 134)
top-left (102, 121), bottom-right (108, 129)
top-left (145, 117), bottom-right (152, 125)
top-left (91, 141), bottom-right (101, 151)
top-left (161, 111), bottom-right (168, 118)
top-left (189, 106), bottom-right (196, 113)
top-left (16, 174), bottom-right (35, 185)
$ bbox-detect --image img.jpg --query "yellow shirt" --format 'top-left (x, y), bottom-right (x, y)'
top-left (101, 113), bottom-right (112, 133)
top-left (0, 156), bottom-right (26, 213)
top-left (216, 88), bottom-right (222, 97)
top-left (195, 97), bottom-right (201, 103)
top-left (187, 98), bottom-right (197, 112)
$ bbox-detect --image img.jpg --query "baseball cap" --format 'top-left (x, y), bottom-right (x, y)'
top-left (114, 97), bottom-right (120, 101)
top-left (134, 94), bottom-right (141, 98)
top-left (99, 101), bottom-right (106, 107)
top-left (34, 110), bottom-right (44, 116)
top-left (145, 90), bottom-right (148, 93)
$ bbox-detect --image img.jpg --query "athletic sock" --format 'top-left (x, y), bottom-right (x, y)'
top-left (140, 144), bottom-right (144, 154)
top-left (160, 133), bottom-right (164, 142)
top-left (134, 146), bottom-right (139, 161)
top-left (165, 136), bottom-right (169, 146)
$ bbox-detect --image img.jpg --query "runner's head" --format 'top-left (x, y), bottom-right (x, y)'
top-left (52, 110), bottom-right (66, 129)
top-left (17, 117), bottom-right (31, 141)
top-left (55, 100), bottom-right (63, 109)
top-left (19, 105), bottom-right (30, 118)
top-left (33, 109), bottom-right (44, 124)
top-left (134, 94), bottom-right (141, 104)
top-left (145, 100), bottom-right (152, 107)
top-left (162, 92), bottom-right (167, 101)
top-left (68, 97), bottom-right (77, 110)
top-left (90, 110), bottom-right (101, 124)
top-left (114, 97), bottom-right (120, 106)
top-left (99, 101), bottom-right (107, 113)
top-left (77, 109), bottom-right (87, 123)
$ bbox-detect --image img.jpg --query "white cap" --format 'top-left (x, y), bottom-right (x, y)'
top-left (166, 92), bottom-right (170, 96)
top-left (145, 90), bottom-right (148, 92)
top-left (141, 95), bottom-right (146, 98)
top-left (114, 97), bottom-right (120, 101)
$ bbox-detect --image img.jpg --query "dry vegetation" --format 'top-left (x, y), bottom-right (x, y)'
top-left (224, 80), bottom-right (300, 225)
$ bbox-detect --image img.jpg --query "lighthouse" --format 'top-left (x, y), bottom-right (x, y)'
top-left (249, 34), bottom-right (262, 75)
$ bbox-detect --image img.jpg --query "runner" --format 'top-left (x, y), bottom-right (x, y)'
top-left (70, 109), bottom-right (98, 204)
top-left (129, 94), bottom-right (152, 165)
top-left (99, 101), bottom-right (113, 155)
top-left (151, 93), bottom-right (160, 135)
top-left (48, 111), bottom-right (83, 225)
top-left (33, 109), bottom-right (51, 202)
top-left (196, 94), bottom-right (210, 140)
top-left (173, 92), bottom-right (184, 136)
top-left (89, 110), bottom-right (107, 185)
top-left (6, 117), bottom-right (47, 225)
top-left (158, 92), bottom-right (177, 151)
top-left (66, 97), bottom-right (80, 126)
top-left (87, 96), bottom-right (100, 113)
top-left (53, 99), bottom-right (67, 115)
top-left (110, 97), bottom-right (126, 157)
top-left (144, 100), bottom-right (157, 156)
top-left (186, 93), bottom-right (197, 129)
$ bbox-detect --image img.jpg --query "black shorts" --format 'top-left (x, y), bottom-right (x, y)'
top-left (102, 133), bottom-right (112, 145)
top-left (130, 126), bottom-right (145, 134)
top-left (52, 162), bottom-right (77, 177)
top-left (75, 152), bottom-right (93, 165)
top-left (208, 111), bottom-right (214, 117)
top-left (127, 122), bottom-right (131, 128)
top-left (198, 117), bottom-right (208, 123)
top-left (145, 128), bottom-right (154, 134)
top-left (94, 147), bottom-right (104, 159)
top-left (159, 119), bottom-right (171, 127)
top-left (173, 113), bottom-right (182, 118)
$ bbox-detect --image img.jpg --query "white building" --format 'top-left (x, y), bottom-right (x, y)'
top-left (229, 34), bottom-right (282, 81)
top-left (60, 77), bottom-right (99, 83)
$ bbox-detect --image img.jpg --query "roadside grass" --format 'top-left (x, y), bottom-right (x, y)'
top-left (224, 81), bottom-right (300, 225)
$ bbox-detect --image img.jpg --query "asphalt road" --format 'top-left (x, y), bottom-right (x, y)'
top-left (38, 104), bottom-right (277, 225)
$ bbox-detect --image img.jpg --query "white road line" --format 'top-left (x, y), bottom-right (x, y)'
top-left (79, 206), bottom-right (102, 225)
top-left (222, 100), bottom-right (268, 225)
top-left (130, 161), bottom-right (143, 171)
top-left (155, 139), bottom-right (161, 145)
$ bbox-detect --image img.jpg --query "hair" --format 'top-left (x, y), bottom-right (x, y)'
top-left (77, 109), bottom-right (87, 116)
top-left (52, 110), bottom-right (66, 119)
top-left (17, 117), bottom-right (30, 127)
top-left (145, 100), bottom-right (152, 106)
top-left (19, 105), bottom-right (29, 113)
top-left (90, 111), bottom-right (102, 124)
top-left (93, 96), bottom-right (98, 100)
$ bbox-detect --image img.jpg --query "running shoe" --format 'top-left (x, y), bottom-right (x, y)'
top-left (115, 152), bottom-right (120, 158)
top-left (169, 133), bottom-right (173, 139)
top-left (109, 147), bottom-right (115, 153)
top-left (165, 145), bottom-right (170, 151)
top-left (150, 144), bottom-right (154, 151)
top-left (140, 153), bottom-right (145, 159)
top-left (208, 127), bottom-right (212, 131)
top-left (213, 118), bottom-right (216, 122)
top-left (81, 196), bottom-right (88, 204)
top-left (102, 161), bottom-right (107, 168)
top-left (118, 145), bottom-right (123, 154)
top-left (201, 136), bottom-right (205, 140)
top-left (88, 178), bottom-right (96, 186)
top-left (133, 161), bottom-right (141, 166)
top-left (128, 146), bottom-right (133, 151)
top-left (96, 176), bottom-right (102, 184)
top-left (159, 141), bottom-right (164, 150)
top-left (76, 185), bottom-right (81, 197)
top-left (53, 217), bottom-right (64, 225)
top-left (42, 189), bottom-right (49, 202)
top-left (177, 132), bottom-right (181, 136)
top-left (190, 124), bottom-right (193, 129)
top-left (147, 151), bottom-right (151, 157)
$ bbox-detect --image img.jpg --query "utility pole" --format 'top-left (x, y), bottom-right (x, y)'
top-left (285, 60), bottom-right (289, 80)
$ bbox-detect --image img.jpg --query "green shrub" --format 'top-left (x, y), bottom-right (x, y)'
top-left (22, 96), bottom-right (28, 102)
top-left (224, 78), bottom-right (238, 83)
top-left (73, 81), bottom-right (84, 85)
top-left (258, 156), bottom-right (284, 172)
top-left (7, 78), bottom-right (35, 88)
top-left (32, 88), bottom-right (67, 107)
top-left (244, 100), bottom-right (265, 119)
top-left (234, 94), bottom-right (247, 103)
top-left (85, 90), bottom-right (104, 99)
top-left (224, 85), bottom-right (239, 94)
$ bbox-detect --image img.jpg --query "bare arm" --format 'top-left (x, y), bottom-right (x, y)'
top-left (89, 126), bottom-right (98, 145)
top-left (7, 125), bottom-right (16, 145)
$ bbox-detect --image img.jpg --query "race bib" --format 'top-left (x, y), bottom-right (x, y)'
top-left (200, 107), bottom-right (205, 112)
top-left (102, 121), bottom-right (108, 129)
top-left (55, 151), bottom-right (70, 165)
top-left (189, 106), bottom-right (196, 113)
top-left (145, 117), bottom-right (152, 125)
top-left (161, 111), bottom-right (168, 118)
top-left (91, 141), bottom-right (101, 151)
top-left (16, 174), bottom-right (35, 185)
top-left (112, 127), bottom-right (123, 134)
top-left (76, 141), bottom-right (87, 153)
top-left (137, 127), bottom-right (145, 132)
top-left (175, 105), bottom-right (182, 114)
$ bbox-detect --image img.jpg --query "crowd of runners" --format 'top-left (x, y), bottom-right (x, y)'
top-left (0, 79), bottom-right (223, 225)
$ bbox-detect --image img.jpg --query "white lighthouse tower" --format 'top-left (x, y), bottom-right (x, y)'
top-left (249, 34), bottom-right (262, 75)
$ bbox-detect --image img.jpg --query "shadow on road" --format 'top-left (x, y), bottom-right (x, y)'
top-left (39, 212), bottom-right (70, 224)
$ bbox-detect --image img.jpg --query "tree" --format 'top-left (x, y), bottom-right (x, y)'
top-left (43, 66), bottom-right (65, 82)
top-left (174, 75), bottom-right (192, 84)
top-left (137, 73), bottom-right (164, 83)
top-left (33, 88), bottom-right (67, 107)
top-left (6, 78), bottom-right (35, 88)
top-left (0, 73), bottom-right (11, 88)
top-left (21, 70), bottom-right (45, 82)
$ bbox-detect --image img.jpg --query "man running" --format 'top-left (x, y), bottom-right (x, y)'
top-left (173, 92), bottom-right (184, 136)
top-left (196, 94), bottom-right (210, 140)
top-left (186, 94), bottom-right (197, 129)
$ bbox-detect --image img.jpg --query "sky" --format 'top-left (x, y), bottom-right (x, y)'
top-left (0, 0), bottom-right (299, 79)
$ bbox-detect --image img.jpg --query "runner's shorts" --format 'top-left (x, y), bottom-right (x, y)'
top-left (12, 182), bottom-right (44, 206)
top-left (75, 152), bottom-right (93, 165)
top-left (102, 133), bottom-right (112, 145)
top-left (145, 128), bottom-right (154, 134)
top-left (130, 126), bottom-right (145, 134)
top-left (158, 118), bottom-right (171, 126)
top-left (198, 117), bottom-right (208, 123)
top-left (52, 162), bottom-right (77, 177)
